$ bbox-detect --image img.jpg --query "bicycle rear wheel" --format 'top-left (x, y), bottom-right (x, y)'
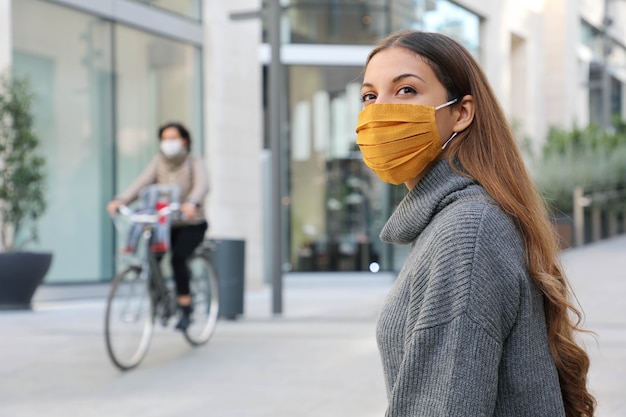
top-left (184, 254), bottom-right (220, 345)
top-left (104, 266), bottom-right (154, 370)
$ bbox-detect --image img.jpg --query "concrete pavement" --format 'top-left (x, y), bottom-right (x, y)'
top-left (1, 273), bottom-right (392, 417)
top-left (0, 235), bottom-right (624, 417)
top-left (561, 236), bottom-right (626, 417)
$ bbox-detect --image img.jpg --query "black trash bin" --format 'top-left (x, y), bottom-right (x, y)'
top-left (210, 239), bottom-right (245, 319)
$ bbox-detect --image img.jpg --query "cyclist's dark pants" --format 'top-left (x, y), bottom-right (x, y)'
top-left (170, 222), bottom-right (208, 296)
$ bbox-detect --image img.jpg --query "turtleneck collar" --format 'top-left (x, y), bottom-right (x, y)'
top-left (161, 150), bottom-right (189, 169)
top-left (380, 159), bottom-right (485, 245)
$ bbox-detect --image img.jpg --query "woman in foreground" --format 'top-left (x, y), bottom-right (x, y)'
top-left (355, 30), bottom-right (595, 417)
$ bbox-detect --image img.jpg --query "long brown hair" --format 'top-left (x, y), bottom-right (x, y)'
top-left (367, 30), bottom-right (595, 416)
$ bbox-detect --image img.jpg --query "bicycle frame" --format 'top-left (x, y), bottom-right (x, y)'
top-left (106, 184), bottom-right (219, 370)
top-left (116, 203), bottom-right (180, 326)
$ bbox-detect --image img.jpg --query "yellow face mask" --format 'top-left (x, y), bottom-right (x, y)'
top-left (355, 100), bottom-right (457, 185)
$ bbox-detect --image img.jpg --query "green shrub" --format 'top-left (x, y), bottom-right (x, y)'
top-left (532, 124), bottom-right (626, 214)
top-left (0, 71), bottom-right (47, 251)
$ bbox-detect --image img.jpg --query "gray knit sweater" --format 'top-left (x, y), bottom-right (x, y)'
top-left (376, 159), bottom-right (565, 417)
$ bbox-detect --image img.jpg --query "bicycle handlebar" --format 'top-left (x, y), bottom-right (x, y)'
top-left (115, 202), bottom-right (181, 224)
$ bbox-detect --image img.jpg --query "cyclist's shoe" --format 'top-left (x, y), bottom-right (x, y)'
top-left (175, 315), bottom-right (191, 330)
top-left (175, 305), bottom-right (193, 331)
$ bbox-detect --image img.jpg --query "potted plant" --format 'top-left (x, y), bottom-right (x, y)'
top-left (0, 71), bottom-right (50, 310)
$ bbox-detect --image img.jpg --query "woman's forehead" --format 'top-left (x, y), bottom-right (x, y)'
top-left (364, 48), bottom-right (434, 83)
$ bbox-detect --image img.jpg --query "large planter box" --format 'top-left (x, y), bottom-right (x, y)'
top-left (0, 252), bottom-right (53, 310)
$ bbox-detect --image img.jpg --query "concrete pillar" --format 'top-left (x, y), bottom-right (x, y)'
top-left (203, 0), bottom-right (264, 290)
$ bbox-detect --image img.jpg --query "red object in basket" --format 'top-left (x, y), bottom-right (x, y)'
top-left (151, 201), bottom-right (169, 252)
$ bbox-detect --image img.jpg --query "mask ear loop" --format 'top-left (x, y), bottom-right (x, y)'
top-left (438, 98), bottom-right (460, 149)
top-left (435, 98), bottom-right (458, 110)
top-left (442, 132), bottom-right (458, 149)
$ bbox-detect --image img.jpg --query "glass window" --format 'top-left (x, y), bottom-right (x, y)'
top-left (115, 25), bottom-right (203, 193)
top-left (264, 0), bottom-right (480, 55)
top-left (608, 39), bottom-right (626, 78)
top-left (12, 0), bottom-right (115, 282)
top-left (398, 0), bottom-right (481, 57)
top-left (133, 0), bottom-right (202, 21)
top-left (263, 0), bottom-right (390, 45)
top-left (287, 65), bottom-right (391, 272)
top-left (263, 1), bottom-right (482, 273)
top-left (284, 0), bottom-right (390, 44)
top-left (583, 19), bottom-right (626, 124)
top-left (608, 42), bottom-right (625, 120)
top-left (581, 19), bottom-right (603, 56)
top-left (588, 61), bottom-right (603, 126)
top-left (611, 76), bottom-right (622, 120)
top-left (11, 0), bottom-right (203, 283)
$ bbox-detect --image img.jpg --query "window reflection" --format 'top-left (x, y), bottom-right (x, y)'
top-left (284, 0), bottom-right (389, 44)
top-left (12, 0), bottom-right (115, 282)
top-left (115, 26), bottom-right (203, 190)
top-left (581, 19), bottom-right (602, 55)
top-left (133, 0), bottom-right (202, 21)
top-left (12, 0), bottom-right (203, 283)
top-left (401, 0), bottom-right (480, 57)
top-left (289, 66), bottom-right (389, 272)
top-left (279, 1), bottom-right (482, 272)
top-left (580, 19), bottom-right (625, 126)
top-left (264, 0), bottom-right (480, 55)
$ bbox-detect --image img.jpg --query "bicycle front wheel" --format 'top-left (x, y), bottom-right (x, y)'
top-left (104, 266), bottom-right (154, 370)
top-left (184, 254), bottom-right (220, 346)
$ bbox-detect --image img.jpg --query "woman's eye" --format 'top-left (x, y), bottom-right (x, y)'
top-left (398, 86), bottom-right (417, 96)
top-left (361, 92), bottom-right (376, 103)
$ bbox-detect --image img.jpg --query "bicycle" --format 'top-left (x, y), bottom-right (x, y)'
top-left (104, 188), bottom-right (219, 371)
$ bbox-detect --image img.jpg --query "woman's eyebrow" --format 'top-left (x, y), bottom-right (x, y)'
top-left (361, 73), bottom-right (426, 89)
top-left (392, 73), bottom-right (426, 84)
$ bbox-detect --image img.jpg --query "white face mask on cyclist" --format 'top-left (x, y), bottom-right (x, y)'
top-left (160, 138), bottom-right (185, 157)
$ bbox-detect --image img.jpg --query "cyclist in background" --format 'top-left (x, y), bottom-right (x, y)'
top-left (107, 122), bottom-right (209, 331)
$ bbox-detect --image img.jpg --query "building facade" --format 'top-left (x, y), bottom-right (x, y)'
top-left (1, 0), bottom-right (625, 288)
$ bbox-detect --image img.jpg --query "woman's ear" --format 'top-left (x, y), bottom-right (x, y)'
top-left (453, 94), bottom-right (475, 132)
